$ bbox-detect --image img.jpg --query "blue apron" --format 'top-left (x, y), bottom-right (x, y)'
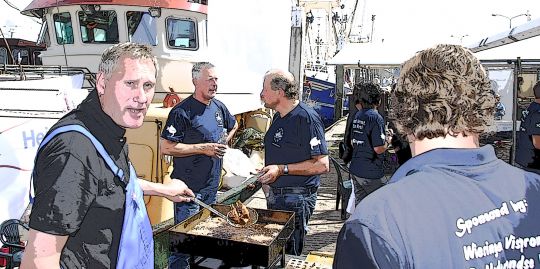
top-left (31, 124), bottom-right (154, 268)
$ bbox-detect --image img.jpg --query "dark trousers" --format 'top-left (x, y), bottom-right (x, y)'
top-left (350, 174), bottom-right (384, 206)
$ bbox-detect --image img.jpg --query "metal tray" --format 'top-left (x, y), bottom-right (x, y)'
top-left (169, 204), bottom-right (295, 267)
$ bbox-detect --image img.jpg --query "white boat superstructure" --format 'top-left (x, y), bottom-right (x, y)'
top-left (23, 0), bottom-right (209, 99)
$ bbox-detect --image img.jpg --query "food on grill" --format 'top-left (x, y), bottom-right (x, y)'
top-left (187, 215), bottom-right (284, 245)
top-left (228, 200), bottom-right (251, 225)
top-left (249, 234), bottom-right (273, 242)
top-left (229, 205), bottom-right (241, 223)
top-left (170, 204), bottom-right (295, 267)
top-left (264, 223), bottom-right (282, 230)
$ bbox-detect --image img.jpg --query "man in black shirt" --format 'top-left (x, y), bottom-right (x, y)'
top-left (21, 43), bottom-right (194, 269)
top-left (516, 81), bottom-right (540, 174)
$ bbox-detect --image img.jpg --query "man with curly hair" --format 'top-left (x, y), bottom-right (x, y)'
top-left (334, 44), bottom-right (540, 268)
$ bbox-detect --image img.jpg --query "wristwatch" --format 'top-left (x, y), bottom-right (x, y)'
top-left (283, 164), bottom-right (289, 175)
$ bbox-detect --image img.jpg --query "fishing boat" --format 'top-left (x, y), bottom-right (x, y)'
top-left (300, 0), bottom-right (354, 127)
top-left (2, 0), bottom-right (288, 231)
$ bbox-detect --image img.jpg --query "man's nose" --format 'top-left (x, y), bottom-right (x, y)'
top-left (133, 86), bottom-right (148, 103)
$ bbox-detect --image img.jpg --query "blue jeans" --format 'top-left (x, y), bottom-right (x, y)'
top-left (169, 186), bottom-right (217, 269)
top-left (266, 186), bottom-right (318, 256)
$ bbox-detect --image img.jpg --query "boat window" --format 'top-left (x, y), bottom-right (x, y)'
top-left (37, 20), bottom-right (51, 47)
top-left (19, 50), bottom-right (29, 65)
top-left (33, 51), bottom-right (43, 65)
top-left (166, 18), bottom-right (198, 50)
top-left (78, 10), bottom-right (119, 44)
top-left (11, 49), bottom-right (29, 65)
top-left (0, 47), bottom-right (7, 64)
top-left (126, 11), bottom-right (157, 46)
top-left (53, 12), bottom-right (74, 45)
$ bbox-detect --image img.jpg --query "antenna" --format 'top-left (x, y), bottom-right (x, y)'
top-left (1, 25), bottom-right (20, 38)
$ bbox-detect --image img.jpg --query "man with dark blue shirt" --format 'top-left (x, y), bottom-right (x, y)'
top-left (258, 69), bottom-right (329, 256)
top-left (160, 62), bottom-right (238, 268)
top-left (348, 82), bottom-right (390, 206)
top-left (516, 81), bottom-right (540, 174)
top-left (334, 44), bottom-right (540, 268)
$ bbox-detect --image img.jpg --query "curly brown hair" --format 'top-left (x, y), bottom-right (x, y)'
top-left (389, 44), bottom-right (496, 140)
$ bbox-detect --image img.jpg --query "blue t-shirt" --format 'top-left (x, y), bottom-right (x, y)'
top-left (161, 96), bottom-right (236, 192)
top-left (334, 145), bottom-right (540, 269)
top-left (349, 108), bottom-right (385, 179)
top-left (264, 102), bottom-right (328, 188)
top-left (516, 102), bottom-right (540, 169)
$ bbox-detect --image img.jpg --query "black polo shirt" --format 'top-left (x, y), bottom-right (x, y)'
top-left (30, 89), bottom-right (130, 269)
top-left (349, 108), bottom-right (385, 179)
top-left (264, 102), bottom-right (328, 188)
top-left (161, 96), bottom-right (236, 192)
top-left (516, 101), bottom-right (540, 170)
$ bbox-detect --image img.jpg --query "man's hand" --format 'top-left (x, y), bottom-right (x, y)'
top-left (257, 165), bottom-right (281, 184)
top-left (164, 179), bottom-right (195, 202)
top-left (200, 143), bottom-right (227, 158)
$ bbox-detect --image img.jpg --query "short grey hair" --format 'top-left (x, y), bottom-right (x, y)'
top-left (265, 69), bottom-right (297, 100)
top-left (98, 42), bottom-right (158, 80)
top-left (192, 62), bottom-right (215, 79)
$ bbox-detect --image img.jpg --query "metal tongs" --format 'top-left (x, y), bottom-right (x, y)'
top-left (183, 196), bottom-right (258, 228)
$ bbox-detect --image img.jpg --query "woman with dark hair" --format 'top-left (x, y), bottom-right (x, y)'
top-left (347, 82), bottom-right (391, 206)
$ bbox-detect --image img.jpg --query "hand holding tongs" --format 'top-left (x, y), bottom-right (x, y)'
top-left (180, 195), bottom-right (258, 227)
top-left (181, 195), bottom-right (229, 220)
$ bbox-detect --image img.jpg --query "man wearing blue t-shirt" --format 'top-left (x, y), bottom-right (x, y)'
top-left (161, 62), bottom-right (238, 268)
top-left (516, 81), bottom-right (540, 174)
top-left (348, 82), bottom-right (390, 205)
top-left (258, 69), bottom-right (329, 255)
top-left (334, 44), bottom-right (540, 268)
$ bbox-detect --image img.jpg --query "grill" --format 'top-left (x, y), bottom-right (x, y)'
top-left (169, 204), bottom-right (295, 268)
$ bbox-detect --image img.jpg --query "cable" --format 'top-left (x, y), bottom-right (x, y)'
top-left (3, 0), bottom-right (20, 11)
top-left (54, 0), bottom-right (69, 67)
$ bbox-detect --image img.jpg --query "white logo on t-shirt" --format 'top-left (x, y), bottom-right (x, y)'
top-left (310, 137), bottom-right (321, 149)
top-left (167, 125), bottom-right (177, 136)
top-left (274, 128), bottom-right (284, 144)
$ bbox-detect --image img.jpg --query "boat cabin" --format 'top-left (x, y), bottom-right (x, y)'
top-left (22, 0), bottom-right (209, 98)
top-left (0, 38), bottom-right (46, 65)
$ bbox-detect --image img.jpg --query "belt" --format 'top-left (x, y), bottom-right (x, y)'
top-left (270, 186), bottom-right (318, 195)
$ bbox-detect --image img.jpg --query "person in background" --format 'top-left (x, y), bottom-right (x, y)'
top-left (160, 62), bottom-right (238, 269)
top-left (334, 44), bottom-right (540, 268)
top-left (515, 81), bottom-right (540, 174)
top-left (387, 121), bottom-right (412, 166)
top-left (258, 69), bottom-right (329, 255)
top-left (348, 82), bottom-right (391, 206)
top-left (21, 43), bottom-right (194, 269)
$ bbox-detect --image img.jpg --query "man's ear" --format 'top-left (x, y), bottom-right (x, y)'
top-left (97, 72), bottom-right (106, 95)
top-left (279, 88), bottom-right (286, 97)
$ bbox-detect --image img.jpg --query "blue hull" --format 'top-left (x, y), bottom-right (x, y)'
top-left (303, 77), bottom-right (349, 128)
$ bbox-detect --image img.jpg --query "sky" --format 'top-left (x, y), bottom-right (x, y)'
top-left (0, 0), bottom-right (42, 41)
top-left (349, 0), bottom-right (540, 51)
top-left (1, 0), bottom-right (540, 50)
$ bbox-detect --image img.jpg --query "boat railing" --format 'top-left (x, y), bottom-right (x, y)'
top-left (0, 64), bottom-right (96, 90)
